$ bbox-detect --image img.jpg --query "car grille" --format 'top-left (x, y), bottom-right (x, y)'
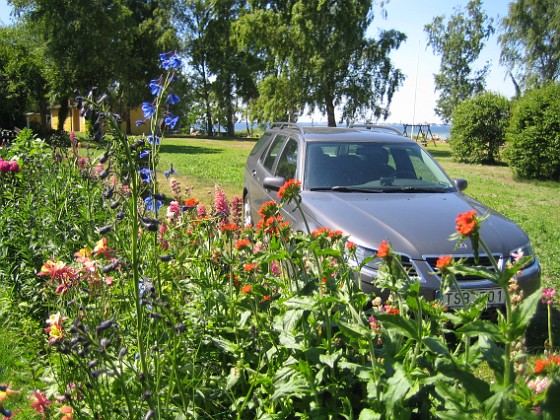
top-left (424, 255), bottom-right (502, 281)
top-left (400, 255), bottom-right (419, 278)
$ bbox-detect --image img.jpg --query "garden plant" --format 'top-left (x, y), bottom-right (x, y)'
top-left (0, 53), bottom-right (559, 419)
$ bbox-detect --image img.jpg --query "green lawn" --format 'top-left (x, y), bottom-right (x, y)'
top-left (157, 136), bottom-right (560, 291)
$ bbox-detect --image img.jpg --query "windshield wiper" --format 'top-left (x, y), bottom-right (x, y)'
top-left (384, 186), bottom-right (450, 193)
top-left (309, 186), bottom-right (383, 193)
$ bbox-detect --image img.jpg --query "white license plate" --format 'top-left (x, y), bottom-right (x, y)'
top-left (438, 288), bottom-right (506, 309)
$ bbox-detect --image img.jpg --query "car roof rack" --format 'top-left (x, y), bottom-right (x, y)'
top-left (349, 123), bottom-right (404, 136)
top-left (269, 122), bottom-right (305, 135)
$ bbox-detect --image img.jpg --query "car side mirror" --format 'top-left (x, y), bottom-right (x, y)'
top-left (454, 178), bottom-right (468, 191)
top-left (263, 176), bottom-right (286, 191)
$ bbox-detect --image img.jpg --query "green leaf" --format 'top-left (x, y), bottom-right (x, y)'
top-left (338, 360), bottom-right (376, 381)
top-left (423, 336), bottom-right (452, 358)
top-left (226, 366), bottom-right (241, 390)
top-left (508, 287), bottom-right (542, 341)
top-left (359, 408), bottom-right (381, 419)
top-left (374, 312), bottom-right (420, 340)
top-left (457, 320), bottom-right (507, 343)
top-left (385, 363), bottom-right (412, 410)
top-left (338, 320), bottom-right (372, 340)
top-left (319, 350), bottom-right (341, 368)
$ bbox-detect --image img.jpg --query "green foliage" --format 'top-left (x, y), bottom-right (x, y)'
top-left (504, 83), bottom-right (560, 181)
top-left (450, 92), bottom-right (511, 163)
top-left (499, 0), bottom-right (560, 89)
top-left (424, 0), bottom-right (495, 123)
top-left (234, 0), bottom-right (405, 126)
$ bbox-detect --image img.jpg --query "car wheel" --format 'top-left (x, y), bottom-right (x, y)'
top-left (243, 194), bottom-right (253, 226)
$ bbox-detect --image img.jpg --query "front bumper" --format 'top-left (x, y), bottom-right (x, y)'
top-left (356, 256), bottom-right (541, 303)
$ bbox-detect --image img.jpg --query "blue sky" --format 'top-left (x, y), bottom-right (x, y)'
top-left (0, 0), bottom-right (513, 124)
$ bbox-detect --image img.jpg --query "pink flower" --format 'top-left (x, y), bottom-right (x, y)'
top-left (270, 260), bottom-right (281, 276)
top-left (197, 204), bottom-right (207, 218)
top-left (542, 288), bottom-right (556, 305)
top-left (29, 390), bottom-right (52, 415)
top-left (215, 187), bottom-right (230, 218)
top-left (527, 377), bottom-right (550, 395)
top-left (166, 201), bottom-right (181, 219)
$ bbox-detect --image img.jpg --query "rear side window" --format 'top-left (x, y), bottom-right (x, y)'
top-left (261, 135), bottom-right (287, 171)
top-left (249, 132), bottom-right (273, 156)
top-left (275, 138), bottom-right (298, 179)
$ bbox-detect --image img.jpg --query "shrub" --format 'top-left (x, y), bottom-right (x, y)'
top-left (450, 92), bottom-right (511, 164)
top-left (504, 83), bottom-right (560, 181)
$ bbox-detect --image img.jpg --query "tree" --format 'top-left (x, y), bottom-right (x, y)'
top-left (0, 24), bottom-right (49, 131)
top-left (450, 92), bottom-right (510, 164)
top-left (11, 0), bottom-right (177, 133)
top-left (499, 0), bottom-right (560, 90)
top-left (504, 83), bottom-right (560, 181)
top-left (424, 0), bottom-right (494, 123)
top-left (235, 0), bottom-right (405, 126)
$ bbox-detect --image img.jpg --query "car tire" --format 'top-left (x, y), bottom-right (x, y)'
top-left (243, 194), bottom-right (253, 226)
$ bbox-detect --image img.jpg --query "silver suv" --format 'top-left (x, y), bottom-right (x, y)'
top-left (243, 122), bottom-right (541, 307)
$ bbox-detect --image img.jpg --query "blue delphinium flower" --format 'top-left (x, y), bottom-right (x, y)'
top-left (142, 102), bottom-right (156, 119)
top-left (164, 164), bottom-right (177, 178)
top-left (144, 196), bottom-right (162, 212)
top-left (167, 92), bottom-right (180, 105)
top-left (139, 167), bottom-right (152, 183)
top-left (164, 115), bottom-right (179, 130)
top-left (149, 79), bottom-right (163, 96)
top-left (160, 52), bottom-right (182, 70)
top-left (147, 135), bottom-right (160, 145)
top-left (139, 150), bottom-right (151, 159)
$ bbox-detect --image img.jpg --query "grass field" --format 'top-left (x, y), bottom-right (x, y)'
top-left (156, 136), bottom-right (560, 292)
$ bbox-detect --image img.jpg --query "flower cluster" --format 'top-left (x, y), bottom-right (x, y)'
top-left (542, 288), bottom-right (556, 305)
top-left (455, 210), bottom-right (478, 236)
top-left (277, 179), bottom-right (301, 203)
top-left (0, 157), bottom-right (20, 173)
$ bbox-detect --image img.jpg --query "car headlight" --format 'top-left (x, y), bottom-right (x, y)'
top-left (510, 244), bottom-right (535, 269)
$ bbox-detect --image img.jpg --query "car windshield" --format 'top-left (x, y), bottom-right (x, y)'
top-left (304, 142), bottom-right (455, 192)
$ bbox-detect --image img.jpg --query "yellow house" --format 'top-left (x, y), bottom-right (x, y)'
top-left (25, 102), bottom-right (150, 136)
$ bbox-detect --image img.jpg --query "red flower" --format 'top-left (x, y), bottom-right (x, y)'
top-left (312, 227), bottom-right (331, 237)
top-left (243, 263), bottom-right (257, 272)
top-left (184, 197), bottom-right (199, 208)
top-left (346, 241), bottom-right (357, 252)
top-left (377, 240), bottom-right (390, 258)
top-left (241, 285), bottom-right (252, 294)
top-left (436, 255), bottom-right (453, 270)
top-left (455, 210), bottom-right (478, 236)
top-left (534, 358), bottom-right (547, 374)
top-left (29, 390), bottom-right (52, 415)
top-left (277, 179), bottom-right (301, 201)
top-left (235, 239), bottom-right (251, 250)
top-left (221, 223), bottom-right (239, 232)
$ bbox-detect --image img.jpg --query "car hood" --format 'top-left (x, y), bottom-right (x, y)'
top-left (297, 191), bottom-right (529, 259)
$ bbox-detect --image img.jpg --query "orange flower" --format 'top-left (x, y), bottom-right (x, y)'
top-left (312, 227), bottom-right (331, 237)
top-left (262, 295), bottom-right (272, 302)
top-left (346, 241), bottom-right (357, 252)
top-left (243, 263), bottom-right (257, 272)
top-left (221, 222), bottom-right (239, 232)
top-left (377, 240), bottom-right (390, 258)
top-left (534, 358), bottom-right (547, 374)
top-left (235, 239), bottom-right (251, 250)
top-left (277, 179), bottom-right (301, 201)
top-left (184, 197), bottom-right (199, 208)
top-left (60, 405), bottom-right (74, 420)
top-left (241, 285), bottom-right (252, 293)
top-left (436, 255), bottom-right (453, 270)
top-left (258, 201), bottom-right (279, 218)
top-left (455, 210), bottom-right (478, 236)
top-left (328, 230), bottom-right (344, 239)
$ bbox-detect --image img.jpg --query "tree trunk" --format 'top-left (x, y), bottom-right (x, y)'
top-left (326, 98), bottom-right (336, 127)
top-left (57, 98), bottom-right (69, 132)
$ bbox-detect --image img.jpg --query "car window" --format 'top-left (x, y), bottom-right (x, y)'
top-left (275, 138), bottom-right (298, 179)
top-left (249, 132), bottom-right (273, 156)
top-left (261, 135), bottom-right (287, 171)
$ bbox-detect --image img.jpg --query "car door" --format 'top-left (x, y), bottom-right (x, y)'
top-left (247, 134), bottom-right (288, 219)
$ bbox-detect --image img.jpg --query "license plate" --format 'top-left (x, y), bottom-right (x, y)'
top-left (437, 287), bottom-right (506, 309)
